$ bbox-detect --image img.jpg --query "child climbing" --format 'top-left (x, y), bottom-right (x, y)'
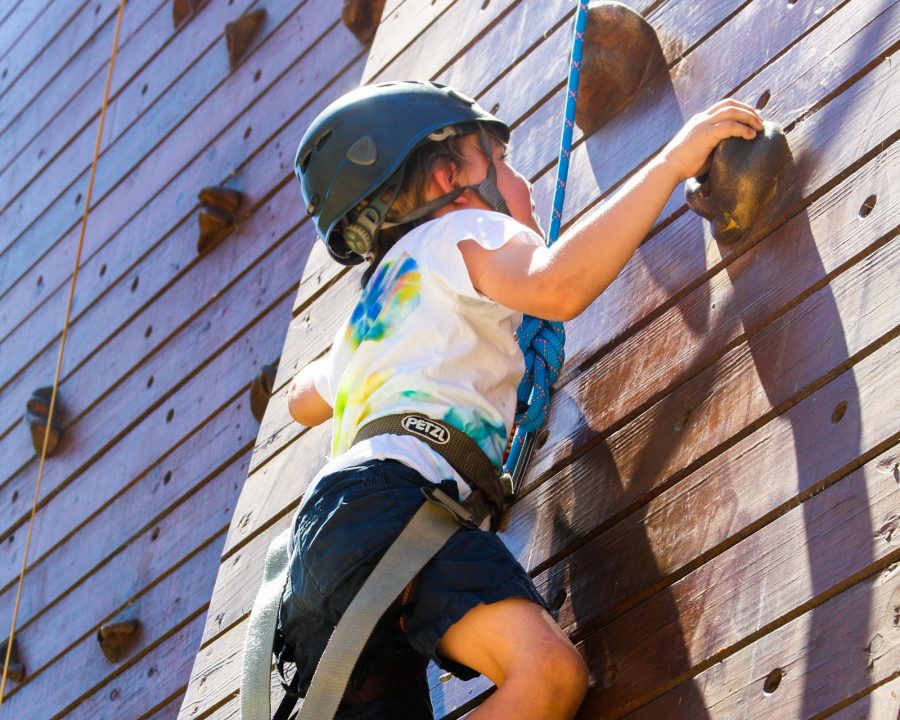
top-left (278, 80), bottom-right (764, 720)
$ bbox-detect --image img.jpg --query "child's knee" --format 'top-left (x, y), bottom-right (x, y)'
top-left (532, 638), bottom-right (589, 703)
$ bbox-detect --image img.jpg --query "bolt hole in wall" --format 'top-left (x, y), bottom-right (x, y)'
top-left (859, 194), bottom-right (877, 217)
top-left (75, 193), bottom-right (82, 206)
top-left (831, 400), bottom-right (848, 424)
top-left (254, 69), bottom-right (261, 82)
top-left (131, 276), bottom-right (139, 292)
top-left (99, 263), bottom-right (107, 277)
top-left (166, 408), bottom-right (175, 423)
top-left (163, 471), bottom-right (172, 485)
top-left (756, 89), bottom-right (770, 109)
top-left (482, 0), bottom-right (491, 10)
top-left (141, 83), bottom-right (148, 96)
top-left (147, 375), bottom-right (154, 388)
top-left (763, 667), bottom-right (783, 695)
top-left (145, 325), bottom-right (153, 338)
top-left (11, 491), bottom-right (18, 502)
top-left (244, 126), bottom-right (252, 140)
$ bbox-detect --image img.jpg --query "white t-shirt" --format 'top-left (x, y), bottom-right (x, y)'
top-left (304, 209), bottom-right (543, 506)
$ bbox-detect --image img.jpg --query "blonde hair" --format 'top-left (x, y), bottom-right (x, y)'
top-left (360, 122), bottom-right (506, 287)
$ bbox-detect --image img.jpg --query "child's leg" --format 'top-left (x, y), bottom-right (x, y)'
top-left (436, 597), bottom-right (588, 720)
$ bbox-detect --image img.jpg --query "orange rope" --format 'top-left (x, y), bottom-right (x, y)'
top-left (0, 0), bottom-right (127, 704)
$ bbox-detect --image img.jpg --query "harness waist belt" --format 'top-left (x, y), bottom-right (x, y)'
top-left (351, 413), bottom-right (510, 527)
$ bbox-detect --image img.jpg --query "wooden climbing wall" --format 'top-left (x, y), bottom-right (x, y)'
top-left (1, 0), bottom-right (897, 718)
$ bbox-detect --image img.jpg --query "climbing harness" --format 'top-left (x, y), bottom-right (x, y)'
top-left (0, 0), bottom-right (128, 706)
top-left (242, 3), bottom-right (589, 716)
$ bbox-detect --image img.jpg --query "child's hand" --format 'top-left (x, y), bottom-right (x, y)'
top-left (661, 99), bottom-right (765, 182)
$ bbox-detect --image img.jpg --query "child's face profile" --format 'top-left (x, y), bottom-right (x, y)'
top-left (453, 133), bottom-right (544, 238)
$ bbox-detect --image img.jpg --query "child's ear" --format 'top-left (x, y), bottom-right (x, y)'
top-left (431, 159), bottom-right (457, 195)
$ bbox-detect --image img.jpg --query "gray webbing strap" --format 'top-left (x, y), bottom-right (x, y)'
top-left (241, 527), bottom-right (291, 720)
top-left (240, 498), bottom-right (460, 720)
top-left (296, 499), bottom-right (459, 719)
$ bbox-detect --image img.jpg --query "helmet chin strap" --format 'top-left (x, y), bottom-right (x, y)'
top-left (379, 124), bottom-right (510, 229)
top-left (344, 125), bottom-right (510, 259)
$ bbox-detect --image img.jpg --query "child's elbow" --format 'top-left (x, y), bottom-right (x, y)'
top-left (539, 284), bottom-right (586, 322)
top-left (287, 380), bottom-right (333, 427)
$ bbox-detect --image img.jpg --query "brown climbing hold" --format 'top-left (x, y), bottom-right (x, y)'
top-left (172, 0), bottom-right (203, 26)
top-left (575, 1), bottom-right (666, 136)
top-left (685, 121), bottom-right (793, 245)
top-left (25, 386), bottom-right (63, 457)
top-left (342, 0), bottom-right (387, 44)
top-left (225, 9), bottom-right (267, 69)
top-left (197, 186), bottom-right (243, 254)
top-left (2, 637), bottom-right (25, 683)
top-left (97, 619), bottom-right (141, 663)
top-left (199, 186), bottom-right (243, 216)
top-left (250, 360), bottom-right (279, 423)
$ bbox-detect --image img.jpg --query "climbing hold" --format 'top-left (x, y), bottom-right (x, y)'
top-left (97, 619), bottom-right (141, 663)
top-left (685, 121), bottom-right (792, 245)
top-left (172, 0), bottom-right (202, 26)
top-left (341, 0), bottom-right (387, 44)
top-left (2, 637), bottom-right (25, 683)
top-left (250, 360), bottom-right (279, 423)
top-left (197, 186), bottom-right (243, 254)
top-left (575, 1), bottom-right (666, 136)
top-left (225, 9), bottom-right (267, 69)
top-left (24, 387), bottom-right (63, 457)
top-left (199, 186), bottom-right (243, 215)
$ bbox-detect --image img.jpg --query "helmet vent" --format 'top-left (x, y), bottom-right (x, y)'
top-left (299, 150), bottom-right (312, 173)
top-left (316, 129), bottom-right (333, 151)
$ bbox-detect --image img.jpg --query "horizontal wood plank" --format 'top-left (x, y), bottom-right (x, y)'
top-left (1, 536), bottom-right (222, 718)
top-left (619, 540), bottom-right (900, 718)
top-left (0, 391), bottom-right (249, 636)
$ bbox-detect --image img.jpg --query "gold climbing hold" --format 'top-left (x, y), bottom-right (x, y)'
top-left (342, 0), bottom-right (387, 45)
top-left (685, 121), bottom-right (795, 245)
top-left (97, 619), bottom-right (141, 663)
top-left (197, 186), bottom-right (244, 254)
top-left (576, 1), bottom-right (666, 136)
top-left (25, 387), bottom-right (63, 457)
top-left (226, 9), bottom-right (267, 69)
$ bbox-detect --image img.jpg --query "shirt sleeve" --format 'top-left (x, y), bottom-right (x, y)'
top-left (423, 209), bottom-right (543, 301)
top-left (310, 320), bottom-right (351, 407)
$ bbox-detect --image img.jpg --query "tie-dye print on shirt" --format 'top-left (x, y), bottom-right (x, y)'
top-left (345, 253), bottom-right (421, 350)
top-left (314, 210), bottom-right (544, 496)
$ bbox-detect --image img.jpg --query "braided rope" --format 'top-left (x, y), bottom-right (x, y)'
top-left (505, 0), bottom-right (589, 475)
top-left (0, 0), bottom-right (127, 705)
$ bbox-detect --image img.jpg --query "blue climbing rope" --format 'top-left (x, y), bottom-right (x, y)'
top-left (504, 0), bottom-right (589, 484)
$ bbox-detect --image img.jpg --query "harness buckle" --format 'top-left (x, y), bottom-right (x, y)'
top-left (421, 486), bottom-right (481, 530)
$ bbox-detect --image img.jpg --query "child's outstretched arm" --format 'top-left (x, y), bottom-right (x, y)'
top-left (287, 357), bottom-right (333, 426)
top-left (461, 99), bottom-right (765, 321)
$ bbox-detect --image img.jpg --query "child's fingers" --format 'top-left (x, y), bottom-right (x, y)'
top-left (706, 104), bottom-right (765, 131)
top-left (703, 100), bottom-right (765, 130)
top-left (712, 119), bottom-right (760, 141)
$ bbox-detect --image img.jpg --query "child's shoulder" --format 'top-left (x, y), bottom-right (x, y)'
top-left (411, 209), bottom-right (542, 253)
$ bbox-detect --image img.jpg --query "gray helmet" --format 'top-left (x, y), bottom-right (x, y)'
top-left (295, 80), bottom-right (510, 265)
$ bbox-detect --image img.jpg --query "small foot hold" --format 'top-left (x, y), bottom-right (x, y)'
top-left (97, 620), bottom-right (141, 663)
top-left (1, 637), bottom-right (25, 683)
top-left (576, 1), bottom-right (666, 136)
top-left (172, 0), bottom-right (203, 27)
top-left (197, 186), bottom-right (243, 254)
top-left (226, 9), bottom-right (267, 69)
top-left (250, 360), bottom-right (279, 423)
top-left (25, 386), bottom-right (63, 457)
top-left (342, 0), bottom-right (387, 44)
top-left (685, 121), bottom-right (792, 245)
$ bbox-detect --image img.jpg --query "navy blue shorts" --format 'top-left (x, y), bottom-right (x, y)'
top-left (277, 459), bottom-right (548, 714)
